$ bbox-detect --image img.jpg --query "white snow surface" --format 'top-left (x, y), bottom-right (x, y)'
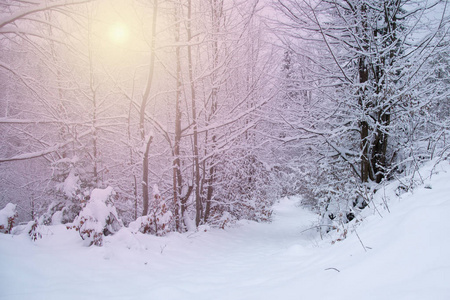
top-left (1, 161), bottom-right (450, 300)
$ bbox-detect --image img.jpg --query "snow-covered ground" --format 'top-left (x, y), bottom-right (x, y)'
top-left (1, 161), bottom-right (450, 300)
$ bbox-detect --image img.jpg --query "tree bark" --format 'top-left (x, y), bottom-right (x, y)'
top-left (203, 0), bottom-right (222, 223)
top-left (359, 54), bottom-right (370, 183)
top-left (186, 0), bottom-right (203, 227)
top-left (142, 136), bottom-right (153, 216)
top-left (140, 0), bottom-right (158, 216)
top-left (358, 3), bottom-right (371, 183)
top-left (173, 0), bottom-right (183, 231)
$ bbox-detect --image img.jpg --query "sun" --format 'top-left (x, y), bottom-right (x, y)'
top-left (108, 22), bottom-right (129, 44)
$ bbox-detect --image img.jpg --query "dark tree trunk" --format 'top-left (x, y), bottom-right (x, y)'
top-left (359, 54), bottom-right (370, 183)
top-left (371, 110), bottom-right (390, 183)
top-left (360, 120), bottom-right (370, 183)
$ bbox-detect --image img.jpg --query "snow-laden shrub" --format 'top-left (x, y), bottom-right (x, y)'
top-left (212, 152), bottom-right (277, 224)
top-left (302, 159), bottom-right (367, 236)
top-left (0, 203), bottom-right (18, 234)
top-left (129, 185), bottom-right (173, 236)
top-left (56, 168), bottom-right (82, 199)
top-left (26, 220), bottom-right (43, 241)
top-left (53, 157), bottom-right (91, 203)
top-left (206, 211), bottom-right (234, 229)
top-left (70, 186), bottom-right (122, 246)
top-left (44, 157), bottom-right (92, 225)
top-left (129, 204), bottom-right (172, 236)
top-left (8, 219), bottom-right (44, 241)
top-left (39, 201), bottom-right (82, 225)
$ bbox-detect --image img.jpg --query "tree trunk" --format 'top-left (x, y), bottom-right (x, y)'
top-left (372, 110), bottom-right (390, 183)
top-left (203, 163), bottom-right (214, 223)
top-left (142, 136), bottom-right (153, 216)
top-left (172, 0), bottom-right (183, 232)
top-left (359, 53), bottom-right (370, 183)
top-left (203, 0), bottom-right (222, 223)
top-left (186, 0), bottom-right (203, 227)
top-left (360, 120), bottom-right (370, 183)
top-left (140, 0), bottom-right (158, 216)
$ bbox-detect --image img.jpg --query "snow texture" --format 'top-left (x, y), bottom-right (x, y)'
top-left (1, 161), bottom-right (450, 299)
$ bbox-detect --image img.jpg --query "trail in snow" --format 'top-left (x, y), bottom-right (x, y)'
top-left (1, 161), bottom-right (450, 300)
top-left (0, 197), bottom-right (321, 300)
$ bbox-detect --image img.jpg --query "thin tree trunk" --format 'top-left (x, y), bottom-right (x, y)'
top-left (360, 119), bottom-right (370, 183)
top-left (204, 161), bottom-right (214, 222)
top-left (203, 0), bottom-right (222, 223)
top-left (358, 4), bottom-right (371, 183)
top-left (87, 14), bottom-right (98, 185)
top-left (142, 135), bottom-right (153, 216)
top-left (359, 55), bottom-right (370, 183)
top-left (173, 1), bottom-right (183, 231)
top-left (372, 110), bottom-right (390, 183)
top-left (187, 0), bottom-right (203, 227)
top-left (140, 0), bottom-right (158, 216)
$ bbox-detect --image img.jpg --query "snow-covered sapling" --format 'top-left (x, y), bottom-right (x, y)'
top-left (70, 186), bottom-right (122, 246)
top-left (129, 184), bottom-right (173, 236)
top-left (27, 220), bottom-right (42, 241)
top-left (0, 203), bottom-right (18, 234)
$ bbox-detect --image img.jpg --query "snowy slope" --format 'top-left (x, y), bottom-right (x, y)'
top-left (1, 161), bottom-right (449, 300)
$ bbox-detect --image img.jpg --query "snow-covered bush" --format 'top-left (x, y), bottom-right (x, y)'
top-left (26, 220), bottom-right (43, 241)
top-left (53, 157), bottom-right (92, 202)
top-left (129, 204), bottom-right (173, 236)
top-left (129, 185), bottom-right (173, 236)
top-left (44, 157), bottom-right (92, 225)
top-left (206, 211), bottom-right (234, 229)
top-left (70, 186), bottom-right (122, 246)
top-left (40, 201), bottom-right (82, 225)
top-left (300, 158), bottom-right (366, 236)
top-left (211, 152), bottom-right (277, 224)
top-left (56, 168), bottom-right (82, 199)
top-left (0, 203), bottom-right (18, 234)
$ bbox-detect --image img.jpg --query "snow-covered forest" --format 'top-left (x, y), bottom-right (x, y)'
top-left (1, 0), bottom-right (449, 298)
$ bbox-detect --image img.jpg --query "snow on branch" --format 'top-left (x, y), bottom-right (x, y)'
top-left (0, 0), bottom-right (94, 29)
top-left (0, 128), bottom-right (93, 163)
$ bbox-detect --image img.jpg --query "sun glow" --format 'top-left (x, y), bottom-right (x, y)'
top-left (87, 0), bottom-right (150, 66)
top-left (108, 22), bottom-right (129, 44)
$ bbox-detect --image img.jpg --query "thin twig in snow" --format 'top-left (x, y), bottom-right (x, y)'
top-left (324, 267), bottom-right (340, 272)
